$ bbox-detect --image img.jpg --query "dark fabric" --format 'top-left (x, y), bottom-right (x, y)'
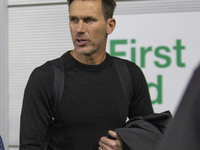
top-left (115, 111), bottom-right (172, 150)
top-left (52, 57), bottom-right (64, 116)
top-left (0, 136), bottom-right (5, 150)
top-left (113, 57), bottom-right (133, 102)
top-left (20, 51), bottom-right (153, 150)
top-left (157, 64), bottom-right (200, 150)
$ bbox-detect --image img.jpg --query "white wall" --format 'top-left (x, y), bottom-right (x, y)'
top-left (8, 3), bottom-right (70, 149)
top-left (0, 0), bottom-right (9, 149)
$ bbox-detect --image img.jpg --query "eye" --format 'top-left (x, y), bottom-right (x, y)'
top-left (70, 17), bottom-right (79, 23)
top-left (84, 17), bottom-right (95, 23)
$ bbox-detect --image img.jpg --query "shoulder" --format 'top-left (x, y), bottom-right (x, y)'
top-left (111, 56), bottom-right (147, 85)
top-left (29, 51), bottom-right (68, 83)
top-left (111, 56), bottom-right (143, 74)
top-left (27, 57), bottom-right (62, 86)
top-left (32, 60), bottom-right (54, 77)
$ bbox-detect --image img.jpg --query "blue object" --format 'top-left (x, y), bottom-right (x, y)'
top-left (0, 136), bottom-right (5, 150)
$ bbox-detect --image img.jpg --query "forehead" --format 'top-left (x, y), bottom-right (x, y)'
top-left (69, 0), bottom-right (103, 16)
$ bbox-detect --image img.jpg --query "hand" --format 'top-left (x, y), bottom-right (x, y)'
top-left (98, 130), bottom-right (123, 150)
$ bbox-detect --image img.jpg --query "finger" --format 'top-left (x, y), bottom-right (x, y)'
top-left (99, 140), bottom-right (113, 150)
top-left (108, 131), bottom-right (123, 148)
top-left (100, 136), bottom-right (115, 145)
top-left (108, 130), bottom-right (120, 140)
top-left (98, 146), bottom-right (103, 150)
top-left (99, 136), bottom-right (118, 149)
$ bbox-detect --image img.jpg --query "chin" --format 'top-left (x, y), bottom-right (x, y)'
top-left (76, 47), bottom-right (97, 56)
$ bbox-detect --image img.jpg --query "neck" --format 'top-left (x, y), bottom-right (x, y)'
top-left (70, 50), bottom-right (106, 65)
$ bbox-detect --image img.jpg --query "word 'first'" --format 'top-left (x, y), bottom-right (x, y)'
top-left (110, 39), bottom-right (186, 68)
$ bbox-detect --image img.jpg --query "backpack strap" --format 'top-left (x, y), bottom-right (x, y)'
top-left (45, 58), bottom-right (64, 150)
top-left (52, 57), bottom-right (64, 120)
top-left (113, 57), bottom-right (133, 103)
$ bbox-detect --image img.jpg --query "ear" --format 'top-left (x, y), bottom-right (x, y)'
top-left (107, 18), bottom-right (116, 35)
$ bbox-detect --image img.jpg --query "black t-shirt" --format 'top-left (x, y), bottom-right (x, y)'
top-left (20, 51), bottom-right (153, 150)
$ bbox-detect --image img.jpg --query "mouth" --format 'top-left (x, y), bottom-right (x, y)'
top-left (76, 39), bottom-right (88, 46)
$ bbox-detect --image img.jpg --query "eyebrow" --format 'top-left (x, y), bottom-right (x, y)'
top-left (69, 15), bottom-right (97, 20)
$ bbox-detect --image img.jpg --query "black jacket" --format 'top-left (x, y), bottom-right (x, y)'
top-left (115, 111), bottom-right (172, 150)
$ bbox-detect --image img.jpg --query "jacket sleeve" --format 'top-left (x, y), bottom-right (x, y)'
top-left (20, 64), bottom-right (54, 150)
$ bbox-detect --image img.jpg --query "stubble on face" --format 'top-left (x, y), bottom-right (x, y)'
top-left (69, 0), bottom-right (109, 64)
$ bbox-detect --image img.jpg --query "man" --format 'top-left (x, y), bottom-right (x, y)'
top-left (20, 0), bottom-right (155, 150)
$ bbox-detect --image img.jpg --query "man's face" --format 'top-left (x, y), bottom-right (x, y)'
top-left (69, 0), bottom-right (111, 57)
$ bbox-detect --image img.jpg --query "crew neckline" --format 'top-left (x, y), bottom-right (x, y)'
top-left (63, 51), bottom-right (111, 71)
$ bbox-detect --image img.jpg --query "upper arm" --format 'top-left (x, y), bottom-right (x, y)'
top-left (20, 64), bottom-right (54, 149)
top-left (127, 63), bottom-right (154, 118)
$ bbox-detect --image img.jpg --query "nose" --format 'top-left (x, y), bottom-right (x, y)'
top-left (76, 20), bottom-right (86, 33)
